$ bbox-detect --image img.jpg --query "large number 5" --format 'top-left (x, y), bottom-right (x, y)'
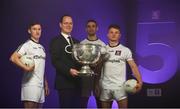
top-left (136, 22), bottom-right (177, 84)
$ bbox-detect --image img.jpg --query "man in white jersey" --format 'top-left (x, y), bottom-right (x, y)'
top-left (100, 24), bottom-right (143, 108)
top-left (10, 22), bottom-right (49, 108)
top-left (80, 20), bottom-right (105, 108)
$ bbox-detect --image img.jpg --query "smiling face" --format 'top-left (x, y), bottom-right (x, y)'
top-left (60, 16), bottom-right (73, 34)
top-left (28, 24), bottom-right (42, 41)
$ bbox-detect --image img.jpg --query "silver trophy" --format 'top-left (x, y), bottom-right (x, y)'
top-left (72, 43), bottom-right (105, 76)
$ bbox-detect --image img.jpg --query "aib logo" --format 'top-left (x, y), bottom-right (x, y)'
top-left (136, 22), bottom-right (178, 84)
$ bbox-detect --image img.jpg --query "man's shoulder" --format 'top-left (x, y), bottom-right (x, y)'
top-left (21, 39), bottom-right (32, 47)
top-left (81, 38), bottom-right (86, 42)
top-left (49, 36), bottom-right (63, 47)
top-left (97, 39), bottom-right (106, 46)
top-left (50, 35), bottom-right (62, 41)
top-left (16, 40), bottom-right (29, 51)
top-left (80, 39), bottom-right (87, 43)
top-left (80, 38), bottom-right (105, 46)
top-left (119, 44), bottom-right (132, 53)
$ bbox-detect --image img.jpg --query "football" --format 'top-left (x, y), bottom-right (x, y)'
top-left (20, 55), bottom-right (35, 67)
top-left (124, 79), bottom-right (137, 93)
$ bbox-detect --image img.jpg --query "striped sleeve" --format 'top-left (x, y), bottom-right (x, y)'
top-left (126, 48), bottom-right (133, 61)
top-left (16, 43), bottom-right (26, 56)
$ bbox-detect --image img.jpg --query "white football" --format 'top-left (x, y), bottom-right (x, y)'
top-left (20, 55), bottom-right (35, 67)
top-left (124, 79), bottom-right (137, 93)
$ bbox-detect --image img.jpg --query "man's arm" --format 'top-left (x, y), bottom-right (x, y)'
top-left (44, 75), bottom-right (50, 96)
top-left (127, 60), bottom-right (143, 92)
top-left (10, 52), bottom-right (34, 72)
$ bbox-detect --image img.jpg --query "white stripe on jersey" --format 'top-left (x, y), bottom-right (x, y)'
top-left (17, 39), bottom-right (46, 87)
top-left (101, 44), bottom-right (133, 89)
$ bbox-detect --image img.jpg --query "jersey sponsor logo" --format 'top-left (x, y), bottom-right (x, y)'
top-left (33, 55), bottom-right (45, 60)
top-left (33, 46), bottom-right (45, 51)
top-left (115, 50), bottom-right (121, 56)
top-left (107, 59), bottom-right (121, 63)
top-left (108, 50), bottom-right (114, 52)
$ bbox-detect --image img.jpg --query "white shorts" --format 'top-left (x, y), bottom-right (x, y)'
top-left (21, 85), bottom-right (45, 103)
top-left (100, 87), bottom-right (127, 101)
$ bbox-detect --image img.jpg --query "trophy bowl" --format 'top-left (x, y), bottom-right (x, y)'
top-left (72, 43), bottom-right (102, 76)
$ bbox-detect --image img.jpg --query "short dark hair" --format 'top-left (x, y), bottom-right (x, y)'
top-left (86, 19), bottom-right (98, 27)
top-left (108, 24), bottom-right (120, 31)
top-left (60, 15), bottom-right (72, 23)
top-left (28, 21), bottom-right (41, 29)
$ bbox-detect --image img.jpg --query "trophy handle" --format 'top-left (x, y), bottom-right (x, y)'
top-left (65, 45), bottom-right (72, 54)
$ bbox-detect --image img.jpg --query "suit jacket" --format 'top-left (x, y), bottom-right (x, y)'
top-left (49, 34), bottom-right (81, 90)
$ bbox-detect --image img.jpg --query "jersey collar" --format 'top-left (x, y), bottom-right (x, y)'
top-left (108, 43), bottom-right (120, 48)
top-left (30, 38), bottom-right (39, 44)
top-left (86, 36), bottom-right (98, 41)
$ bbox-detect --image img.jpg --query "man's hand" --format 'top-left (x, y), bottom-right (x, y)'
top-left (135, 82), bottom-right (143, 93)
top-left (24, 65), bottom-right (35, 72)
top-left (70, 68), bottom-right (79, 77)
top-left (94, 84), bottom-right (101, 97)
top-left (44, 80), bottom-right (50, 96)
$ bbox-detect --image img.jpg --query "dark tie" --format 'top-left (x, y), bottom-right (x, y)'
top-left (67, 36), bottom-right (74, 46)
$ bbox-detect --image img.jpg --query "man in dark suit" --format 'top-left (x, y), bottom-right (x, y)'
top-left (49, 15), bottom-right (82, 108)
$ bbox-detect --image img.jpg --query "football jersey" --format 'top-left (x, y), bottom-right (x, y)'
top-left (16, 39), bottom-right (46, 88)
top-left (80, 38), bottom-right (106, 46)
top-left (101, 44), bottom-right (133, 89)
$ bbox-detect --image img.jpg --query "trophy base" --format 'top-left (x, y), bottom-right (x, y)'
top-left (78, 65), bottom-right (94, 76)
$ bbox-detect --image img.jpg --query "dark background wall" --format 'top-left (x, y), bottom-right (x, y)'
top-left (0, 0), bottom-right (179, 108)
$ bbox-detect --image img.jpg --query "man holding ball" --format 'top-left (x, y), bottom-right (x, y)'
top-left (10, 22), bottom-right (49, 108)
top-left (100, 24), bottom-right (143, 108)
